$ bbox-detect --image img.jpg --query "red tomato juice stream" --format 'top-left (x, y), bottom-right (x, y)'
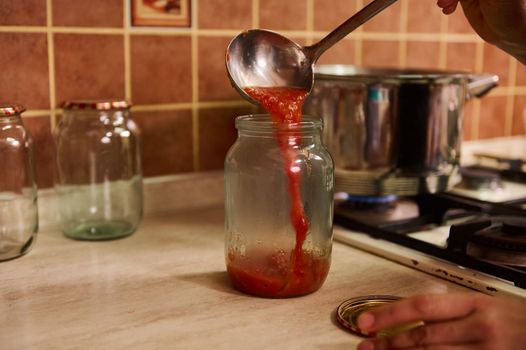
top-left (226, 86), bottom-right (329, 298)
top-left (245, 87), bottom-right (309, 276)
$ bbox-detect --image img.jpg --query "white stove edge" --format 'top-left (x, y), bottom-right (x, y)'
top-left (334, 226), bottom-right (526, 300)
top-left (450, 180), bottom-right (526, 203)
top-left (460, 136), bottom-right (526, 165)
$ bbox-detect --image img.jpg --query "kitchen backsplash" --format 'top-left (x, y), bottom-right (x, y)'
top-left (1, 0), bottom-right (525, 188)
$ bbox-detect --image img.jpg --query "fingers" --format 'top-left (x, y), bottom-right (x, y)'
top-left (358, 315), bottom-right (486, 350)
top-left (357, 293), bottom-right (482, 333)
top-left (358, 343), bottom-right (483, 350)
top-left (437, 0), bottom-right (460, 14)
top-left (404, 347), bottom-right (482, 350)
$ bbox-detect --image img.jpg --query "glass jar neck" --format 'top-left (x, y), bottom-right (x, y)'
top-left (236, 115), bottom-right (323, 138)
top-left (62, 109), bottom-right (129, 124)
top-left (0, 114), bottom-right (23, 125)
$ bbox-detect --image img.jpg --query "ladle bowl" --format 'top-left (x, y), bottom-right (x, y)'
top-left (226, 0), bottom-right (399, 103)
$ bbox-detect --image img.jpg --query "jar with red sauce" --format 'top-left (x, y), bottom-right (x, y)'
top-left (224, 114), bottom-right (334, 298)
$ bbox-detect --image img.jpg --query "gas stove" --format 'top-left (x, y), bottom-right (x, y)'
top-left (334, 154), bottom-right (526, 299)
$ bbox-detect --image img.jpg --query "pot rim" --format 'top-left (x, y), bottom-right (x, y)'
top-left (315, 64), bottom-right (480, 84)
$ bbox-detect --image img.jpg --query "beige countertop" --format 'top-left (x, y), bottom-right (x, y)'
top-left (2, 206), bottom-right (469, 350)
top-left (4, 136), bottom-right (525, 349)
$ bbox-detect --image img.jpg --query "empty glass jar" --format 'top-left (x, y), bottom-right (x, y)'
top-left (54, 100), bottom-right (142, 240)
top-left (0, 104), bottom-right (38, 261)
top-left (224, 115), bottom-right (334, 298)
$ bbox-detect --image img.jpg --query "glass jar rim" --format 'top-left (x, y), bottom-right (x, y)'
top-left (61, 99), bottom-right (131, 111)
top-left (0, 104), bottom-right (25, 117)
top-left (235, 114), bottom-right (323, 132)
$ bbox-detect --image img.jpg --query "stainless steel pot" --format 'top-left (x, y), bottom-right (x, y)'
top-left (304, 65), bottom-right (498, 196)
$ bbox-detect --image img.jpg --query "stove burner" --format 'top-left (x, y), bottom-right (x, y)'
top-left (338, 194), bottom-right (398, 211)
top-left (335, 192), bottom-right (526, 289)
top-left (336, 195), bottom-right (419, 226)
top-left (448, 216), bottom-right (526, 267)
top-left (458, 167), bottom-right (503, 191)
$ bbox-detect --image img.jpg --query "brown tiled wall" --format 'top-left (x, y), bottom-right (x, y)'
top-left (1, 0), bottom-right (525, 188)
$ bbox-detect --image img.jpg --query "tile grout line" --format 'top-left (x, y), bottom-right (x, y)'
top-left (49, 27), bottom-right (124, 34)
top-left (438, 13), bottom-right (448, 69)
top-left (0, 24), bottom-right (484, 42)
top-left (474, 41), bottom-right (484, 72)
top-left (310, 31), bottom-right (479, 42)
top-left (252, 0), bottom-right (260, 28)
top-left (398, 0), bottom-right (408, 68)
top-left (136, 100), bottom-right (251, 111)
top-left (470, 99), bottom-right (481, 140)
top-left (505, 58), bottom-right (518, 136)
top-left (16, 88), bottom-right (525, 117)
top-left (355, 0), bottom-right (364, 65)
top-left (471, 40), bottom-right (485, 140)
top-left (46, 0), bottom-right (57, 129)
top-left (191, 0), bottom-right (200, 171)
top-left (124, 0), bottom-right (132, 101)
top-left (490, 86), bottom-right (524, 95)
top-left (0, 26), bottom-right (47, 32)
top-left (23, 110), bottom-right (56, 117)
top-left (306, 0), bottom-right (314, 45)
top-left (20, 100), bottom-right (252, 117)
top-left (0, 25), bottom-right (186, 35)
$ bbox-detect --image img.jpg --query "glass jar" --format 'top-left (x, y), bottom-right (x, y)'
top-left (54, 100), bottom-right (142, 240)
top-left (0, 104), bottom-right (38, 261)
top-left (224, 114), bottom-right (334, 298)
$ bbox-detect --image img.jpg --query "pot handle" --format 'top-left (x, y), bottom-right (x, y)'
top-left (466, 74), bottom-right (499, 99)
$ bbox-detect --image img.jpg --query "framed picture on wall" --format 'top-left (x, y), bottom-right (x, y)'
top-left (131, 0), bottom-right (191, 27)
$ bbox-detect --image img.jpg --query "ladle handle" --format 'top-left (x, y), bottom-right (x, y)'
top-left (306, 0), bottom-right (399, 61)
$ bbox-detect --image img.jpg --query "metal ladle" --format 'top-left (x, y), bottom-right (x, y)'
top-left (226, 0), bottom-right (399, 104)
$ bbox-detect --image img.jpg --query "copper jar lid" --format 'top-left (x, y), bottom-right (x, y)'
top-left (0, 104), bottom-right (26, 117)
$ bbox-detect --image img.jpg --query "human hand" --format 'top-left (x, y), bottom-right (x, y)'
top-left (356, 293), bottom-right (526, 350)
top-left (437, 0), bottom-right (526, 64)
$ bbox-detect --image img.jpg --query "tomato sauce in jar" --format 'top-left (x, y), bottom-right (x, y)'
top-left (225, 86), bottom-right (331, 298)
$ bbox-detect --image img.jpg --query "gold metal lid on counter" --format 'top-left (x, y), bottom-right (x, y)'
top-left (336, 295), bottom-right (424, 338)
